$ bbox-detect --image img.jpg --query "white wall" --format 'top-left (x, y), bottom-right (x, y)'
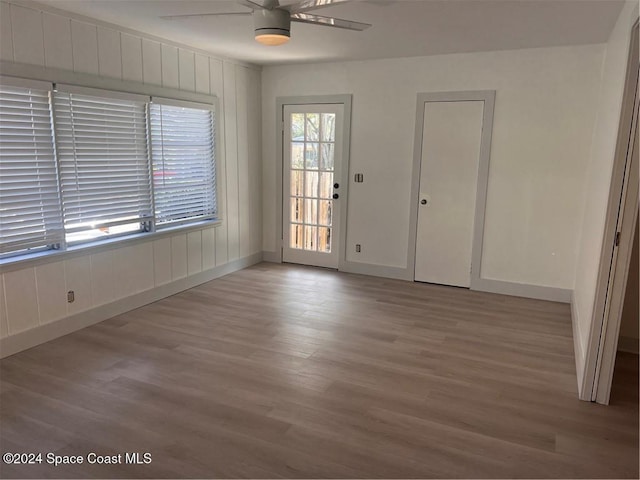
top-left (572, 1), bottom-right (638, 384)
top-left (0, 0), bottom-right (262, 353)
top-left (262, 44), bottom-right (604, 290)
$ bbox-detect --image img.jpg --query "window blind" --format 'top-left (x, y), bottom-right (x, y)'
top-left (149, 102), bottom-right (217, 226)
top-left (53, 90), bottom-right (153, 236)
top-left (0, 84), bottom-right (63, 255)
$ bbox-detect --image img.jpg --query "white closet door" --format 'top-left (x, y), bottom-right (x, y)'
top-left (415, 100), bottom-right (484, 287)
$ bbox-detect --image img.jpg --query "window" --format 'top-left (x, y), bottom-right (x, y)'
top-left (0, 78), bottom-right (218, 260)
top-left (54, 88), bottom-right (153, 243)
top-left (0, 81), bottom-right (63, 256)
top-left (150, 101), bottom-right (217, 227)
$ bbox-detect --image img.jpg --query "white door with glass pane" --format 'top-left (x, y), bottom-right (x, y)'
top-left (283, 104), bottom-right (344, 268)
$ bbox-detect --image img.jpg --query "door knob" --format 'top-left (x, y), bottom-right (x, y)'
top-left (333, 193), bottom-right (339, 199)
top-left (420, 199), bottom-right (428, 205)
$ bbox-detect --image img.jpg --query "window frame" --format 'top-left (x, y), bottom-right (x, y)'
top-left (53, 84), bottom-right (154, 246)
top-left (0, 75), bottom-right (222, 270)
top-left (149, 96), bottom-right (218, 229)
top-left (0, 76), bottom-right (65, 257)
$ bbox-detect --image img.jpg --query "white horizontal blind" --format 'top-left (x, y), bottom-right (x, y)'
top-left (0, 84), bottom-right (63, 255)
top-left (149, 103), bottom-right (216, 226)
top-left (53, 91), bottom-right (152, 235)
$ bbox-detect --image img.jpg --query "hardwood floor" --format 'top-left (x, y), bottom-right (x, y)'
top-left (0, 263), bottom-right (637, 479)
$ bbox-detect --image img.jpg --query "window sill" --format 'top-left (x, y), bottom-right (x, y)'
top-left (0, 219), bottom-right (222, 274)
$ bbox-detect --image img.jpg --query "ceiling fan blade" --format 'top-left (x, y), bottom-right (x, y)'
top-left (287, 0), bottom-right (354, 15)
top-left (291, 13), bottom-right (371, 31)
top-left (160, 12), bottom-right (252, 19)
top-left (237, 0), bottom-right (270, 10)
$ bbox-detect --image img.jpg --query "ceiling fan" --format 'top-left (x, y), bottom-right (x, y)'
top-left (160, 0), bottom-right (372, 46)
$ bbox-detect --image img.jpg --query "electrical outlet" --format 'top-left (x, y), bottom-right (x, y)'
top-left (67, 290), bottom-right (75, 303)
top-left (355, 244), bottom-right (361, 253)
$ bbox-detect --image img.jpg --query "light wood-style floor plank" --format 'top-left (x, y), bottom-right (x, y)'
top-left (0, 263), bottom-right (637, 478)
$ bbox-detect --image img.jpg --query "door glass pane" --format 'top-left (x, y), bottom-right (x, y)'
top-left (319, 200), bottom-right (332, 226)
top-left (291, 142), bottom-right (304, 169)
top-left (305, 143), bottom-right (319, 169)
top-left (291, 171), bottom-right (304, 196)
top-left (290, 224), bottom-right (303, 249)
top-left (321, 113), bottom-right (336, 142)
top-left (321, 143), bottom-right (334, 170)
top-left (318, 227), bottom-right (331, 253)
top-left (291, 113), bottom-right (304, 140)
top-left (304, 199), bottom-right (318, 224)
top-left (290, 198), bottom-right (303, 222)
top-left (319, 172), bottom-right (333, 199)
top-left (306, 114), bottom-right (319, 141)
top-left (304, 225), bottom-right (317, 251)
top-left (287, 108), bottom-right (339, 257)
top-left (305, 172), bottom-right (319, 198)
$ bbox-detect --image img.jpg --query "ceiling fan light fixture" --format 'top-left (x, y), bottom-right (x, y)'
top-left (161, 1), bottom-right (372, 47)
top-left (254, 8), bottom-right (291, 46)
top-left (255, 31), bottom-right (290, 46)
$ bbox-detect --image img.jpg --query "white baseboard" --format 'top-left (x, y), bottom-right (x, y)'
top-left (340, 260), bottom-right (411, 281)
top-left (618, 335), bottom-right (639, 354)
top-left (262, 250), bottom-right (282, 263)
top-left (262, 252), bottom-right (410, 281)
top-left (0, 252), bottom-right (263, 359)
top-left (471, 278), bottom-right (571, 303)
top-left (263, 252), bottom-right (572, 303)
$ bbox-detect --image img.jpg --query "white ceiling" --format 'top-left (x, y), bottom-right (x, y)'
top-left (36, 0), bottom-right (625, 65)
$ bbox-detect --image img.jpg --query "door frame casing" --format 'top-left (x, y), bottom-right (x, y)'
top-left (407, 90), bottom-right (496, 287)
top-left (581, 20), bottom-right (639, 404)
top-left (275, 95), bottom-right (352, 270)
